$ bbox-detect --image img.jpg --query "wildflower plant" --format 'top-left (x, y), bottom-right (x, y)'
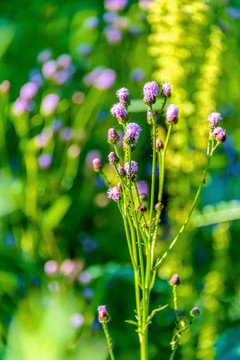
top-left (93, 81), bottom-right (227, 360)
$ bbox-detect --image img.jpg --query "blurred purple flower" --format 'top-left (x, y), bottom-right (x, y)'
top-left (128, 24), bottom-right (142, 35)
top-left (60, 259), bottom-right (76, 276)
top-left (113, 16), bottom-right (129, 29)
top-left (82, 237), bottom-right (97, 253)
top-left (137, 181), bottom-right (148, 195)
top-left (84, 16), bottom-right (100, 28)
top-left (41, 94), bottom-right (59, 116)
top-left (105, 0), bottom-right (128, 11)
top-left (30, 73), bottom-right (43, 87)
top-left (42, 60), bottom-right (57, 79)
top-left (44, 260), bottom-right (59, 275)
top-left (60, 127), bottom-right (72, 141)
top-left (13, 98), bottom-right (28, 116)
top-left (124, 161), bottom-right (138, 175)
top-left (0, 80), bottom-right (10, 93)
top-left (20, 82), bottom-right (38, 101)
top-left (54, 70), bottom-right (70, 85)
top-left (38, 154), bottom-right (52, 169)
top-left (131, 68), bottom-right (145, 82)
top-left (77, 43), bottom-right (93, 56)
top-left (105, 25), bottom-right (122, 43)
top-left (71, 313), bottom-right (84, 327)
top-left (139, 0), bottom-right (154, 10)
top-left (78, 272), bottom-right (91, 284)
top-left (57, 54), bottom-right (71, 68)
top-left (83, 287), bottom-right (94, 299)
top-left (37, 49), bottom-right (52, 64)
top-left (227, 6), bottom-right (240, 19)
top-left (103, 11), bottom-right (118, 22)
top-left (52, 118), bottom-right (63, 132)
top-left (86, 150), bottom-right (101, 166)
top-left (94, 69), bottom-right (116, 90)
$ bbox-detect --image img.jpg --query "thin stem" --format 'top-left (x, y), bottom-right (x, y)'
top-left (153, 141), bottom-right (213, 271)
top-left (169, 347), bottom-right (177, 360)
top-left (102, 322), bottom-right (115, 360)
top-left (172, 286), bottom-right (180, 324)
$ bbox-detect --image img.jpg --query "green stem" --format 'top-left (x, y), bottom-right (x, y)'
top-left (153, 141), bottom-right (213, 271)
top-left (169, 347), bottom-right (177, 360)
top-left (172, 286), bottom-right (180, 324)
top-left (102, 322), bottom-right (115, 360)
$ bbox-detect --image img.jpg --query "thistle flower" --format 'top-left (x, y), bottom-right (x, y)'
top-left (38, 154), bottom-right (52, 169)
top-left (123, 122), bottom-right (142, 144)
top-left (156, 139), bottom-right (163, 151)
top-left (104, 25), bottom-right (122, 44)
top-left (92, 158), bottom-right (104, 172)
top-left (108, 128), bottom-right (120, 144)
top-left (124, 161), bottom-right (138, 177)
top-left (97, 305), bottom-right (111, 323)
top-left (117, 166), bottom-right (126, 177)
top-left (161, 82), bottom-right (172, 98)
top-left (108, 151), bottom-right (119, 165)
top-left (107, 187), bottom-right (121, 201)
top-left (190, 307), bottom-right (200, 318)
top-left (110, 103), bottom-right (128, 124)
top-left (169, 274), bottom-right (180, 286)
top-left (116, 87), bottom-right (130, 107)
top-left (208, 112), bottom-right (222, 128)
top-left (166, 104), bottom-right (178, 125)
top-left (143, 81), bottom-right (158, 105)
top-left (210, 127), bottom-right (227, 143)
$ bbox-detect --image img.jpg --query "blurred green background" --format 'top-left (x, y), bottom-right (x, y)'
top-left (0, 0), bottom-right (239, 359)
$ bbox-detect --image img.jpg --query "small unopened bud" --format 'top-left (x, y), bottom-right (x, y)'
top-left (166, 104), bottom-right (178, 125)
top-left (97, 305), bottom-right (111, 323)
top-left (138, 204), bottom-right (147, 213)
top-left (146, 109), bottom-right (156, 125)
top-left (108, 128), bottom-right (120, 144)
top-left (155, 202), bottom-right (164, 211)
top-left (210, 127), bottom-right (227, 143)
top-left (118, 166), bottom-right (126, 177)
top-left (190, 307), bottom-right (200, 318)
top-left (169, 274), bottom-right (180, 286)
top-left (117, 182), bottom-right (122, 192)
top-left (108, 151), bottom-right (119, 165)
top-left (161, 82), bottom-right (172, 98)
top-left (156, 139), bottom-right (163, 151)
top-left (92, 158), bottom-right (104, 172)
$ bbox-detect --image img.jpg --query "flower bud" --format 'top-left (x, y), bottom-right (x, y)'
top-left (116, 87), bottom-right (130, 107)
top-left (110, 103), bottom-right (128, 124)
top-left (207, 112), bottom-right (222, 128)
top-left (92, 158), bottom-right (104, 172)
top-left (166, 104), bottom-right (178, 125)
top-left (210, 127), bottom-right (227, 143)
top-left (97, 305), bottom-right (111, 323)
top-left (108, 128), bottom-right (120, 144)
top-left (155, 202), bottom-right (164, 211)
top-left (117, 182), bottom-right (122, 192)
top-left (143, 81), bottom-right (158, 105)
top-left (108, 151), bottom-right (119, 165)
top-left (161, 82), bottom-right (172, 98)
top-left (118, 166), bottom-right (126, 177)
top-left (138, 204), bottom-right (147, 213)
top-left (156, 139), bottom-right (163, 151)
top-left (190, 307), bottom-right (200, 318)
top-left (169, 274), bottom-right (180, 286)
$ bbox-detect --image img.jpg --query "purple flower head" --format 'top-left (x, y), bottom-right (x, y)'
top-left (57, 54), bottom-right (71, 69)
top-left (104, 25), bottom-right (122, 44)
top-left (190, 307), bottom-right (200, 318)
top-left (131, 68), bottom-right (145, 83)
top-left (207, 112), bottom-right (222, 128)
top-left (107, 186), bottom-right (121, 201)
top-left (41, 94), bottom-right (59, 116)
top-left (97, 305), bottom-right (110, 323)
top-left (108, 128), bottom-right (120, 144)
top-left (94, 69), bottom-right (116, 90)
top-left (108, 151), bottom-right (119, 165)
top-left (104, 0), bottom-right (128, 11)
top-left (137, 181), bottom-right (148, 198)
top-left (211, 127), bottom-right (227, 143)
top-left (54, 70), bottom-right (71, 85)
top-left (52, 118), bottom-right (63, 132)
top-left (30, 73), bottom-right (43, 87)
top-left (34, 133), bottom-right (49, 149)
top-left (123, 122), bottom-right (142, 144)
top-left (156, 139), bottom-right (163, 150)
top-left (37, 49), bottom-right (52, 64)
top-left (227, 6), bottom-right (240, 19)
top-left (138, 204), bottom-right (147, 213)
top-left (20, 82), bottom-right (38, 101)
top-left (110, 103), bottom-right (128, 124)
top-left (103, 11), bottom-right (118, 23)
top-left (38, 154), bottom-right (52, 169)
top-left (124, 161), bottom-right (138, 177)
top-left (116, 87), bottom-right (130, 107)
top-left (77, 43), bottom-right (93, 56)
top-left (92, 158), bottom-right (104, 172)
top-left (161, 82), bottom-right (172, 98)
top-left (166, 104), bottom-right (178, 124)
top-left (60, 127), bottom-right (72, 141)
top-left (143, 81), bottom-right (158, 105)
top-left (13, 98), bottom-right (28, 116)
top-left (42, 60), bottom-right (57, 79)
top-left (169, 274), bottom-right (180, 286)
top-left (117, 166), bottom-right (126, 177)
